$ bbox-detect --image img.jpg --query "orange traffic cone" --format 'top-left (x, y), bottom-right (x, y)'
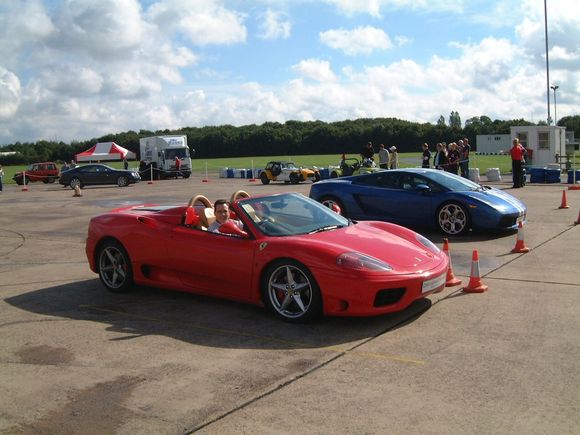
top-left (558, 189), bottom-right (570, 209)
top-left (442, 238), bottom-right (462, 287)
top-left (575, 209), bottom-right (580, 225)
top-left (511, 221), bottom-right (530, 253)
top-left (462, 250), bottom-right (488, 293)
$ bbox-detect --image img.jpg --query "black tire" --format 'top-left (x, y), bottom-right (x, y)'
top-left (314, 172), bottom-right (321, 182)
top-left (290, 173), bottom-right (300, 184)
top-left (437, 202), bottom-right (470, 235)
top-left (330, 171), bottom-right (339, 178)
top-left (319, 196), bottom-right (346, 216)
top-left (182, 172), bottom-right (191, 179)
top-left (117, 176), bottom-right (129, 187)
top-left (15, 177), bottom-right (23, 185)
top-left (47, 177), bottom-right (56, 183)
top-left (97, 240), bottom-right (133, 293)
top-left (262, 259), bottom-right (322, 323)
top-left (69, 178), bottom-right (81, 189)
top-left (260, 172), bottom-right (270, 185)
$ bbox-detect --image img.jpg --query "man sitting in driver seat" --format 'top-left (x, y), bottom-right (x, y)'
top-left (208, 199), bottom-right (244, 234)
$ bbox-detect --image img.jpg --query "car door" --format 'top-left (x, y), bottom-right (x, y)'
top-left (168, 226), bottom-right (256, 300)
top-left (351, 172), bottom-right (434, 227)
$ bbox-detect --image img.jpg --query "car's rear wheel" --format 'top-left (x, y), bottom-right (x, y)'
top-left (330, 171), bottom-right (339, 178)
top-left (319, 196), bottom-right (346, 216)
top-left (47, 177), bottom-right (55, 183)
top-left (314, 172), bottom-right (321, 182)
top-left (97, 240), bottom-right (133, 293)
top-left (69, 178), bottom-right (81, 189)
top-left (260, 172), bottom-right (270, 185)
top-left (262, 260), bottom-right (322, 323)
top-left (437, 202), bottom-right (469, 235)
top-left (117, 176), bottom-right (129, 187)
top-left (290, 173), bottom-right (300, 184)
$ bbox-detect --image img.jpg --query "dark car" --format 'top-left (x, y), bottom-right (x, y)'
top-left (309, 168), bottom-right (527, 236)
top-left (59, 164), bottom-right (141, 189)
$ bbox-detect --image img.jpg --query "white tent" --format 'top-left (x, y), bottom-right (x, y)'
top-left (75, 142), bottom-right (136, 162)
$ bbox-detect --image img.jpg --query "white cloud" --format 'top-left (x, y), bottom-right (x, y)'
top-left (147, 0), bottom-right (247, 46)
top-left (0, 68), bottom-right (21, 119)
top-left (259, 9), bottom-right (291, 40)
top-left (324, 0), bottom-right (465, 17)
top-left (292, 59), bottom-right (338, 82)
top-left (320, 26), bottom-right (392, 55)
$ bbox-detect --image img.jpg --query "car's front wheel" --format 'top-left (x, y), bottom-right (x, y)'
top-left (290, 173), bottom-right (300, 184)
top-left (260, 172), bottom-right (270, 185)
top-left (330, 171), bottom-right (339, 178)
top-left (319, 196), bottom-right (346, 216)
top-left (97, 240), bottom-right (133, 292)
top-left (117, 176), bottom-right (129, 187)
top-left (262, 260), bottom-right (322, 323)
top-left (437, 202), bottom-right (470, 235)
top-left (69, 178), bottom-right (81, 189)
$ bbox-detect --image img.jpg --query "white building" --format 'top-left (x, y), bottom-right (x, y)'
top-left (510, 126), bottom-right (566, 168)
top-left (477, 126), bottom-right (567, 168)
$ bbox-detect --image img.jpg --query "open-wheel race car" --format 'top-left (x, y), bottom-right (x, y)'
top-left (260, 161), bottom-right (321, 184)
top-left (86, 190), bottom-right (449, 322)
top-left (330, 157), bottom-right (381, 178)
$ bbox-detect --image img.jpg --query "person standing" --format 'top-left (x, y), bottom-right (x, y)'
top-left (510, 138), bottom-right (526, 188)
top-left (446, 142), bottom-right (460, 174)
top-left (123, 157), bottom-right (128, 170)
top-left (174, 156), bottom-right (181, 172)
top-left (0, 164), bottom-right (4, 192)
top-left (378, 144), bottom-right (390, 169)
top-left (433, 143), bottom-right (447, 170)
top-left (421, 143), bottom-right (431, 168)
top-left (389, 146), bottom-right (398, 169)
top-left (460, 138), bottom-right (471, 178)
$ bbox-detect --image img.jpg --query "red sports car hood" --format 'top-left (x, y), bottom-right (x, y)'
top-left (297, 221), bottom-right (443, 272)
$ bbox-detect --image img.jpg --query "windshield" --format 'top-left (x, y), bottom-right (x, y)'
top-left (426, 170), bottom-right (481, 191)
top-left (239, 193), bottom-right (350, 236)
top-left (164, 148), bottom-right (190, 160)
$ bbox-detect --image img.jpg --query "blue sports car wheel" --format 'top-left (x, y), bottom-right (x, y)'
top-left (437, 202), bottom-right (469, 235)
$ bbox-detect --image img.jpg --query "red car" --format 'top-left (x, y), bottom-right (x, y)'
top-left (86, 191), bottom-right (448, 322)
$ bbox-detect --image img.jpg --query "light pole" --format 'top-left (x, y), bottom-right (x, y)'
top-left (544, 0), bottom-right (551, 124)
top-left (551, 85), bottom-right (559, 125)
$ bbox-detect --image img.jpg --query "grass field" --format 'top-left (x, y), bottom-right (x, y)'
top-left (0, 153), bottom-right (515, 185)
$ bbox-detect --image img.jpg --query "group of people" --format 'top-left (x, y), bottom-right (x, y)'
top-left (360, 142), bottom-right (399, 169)
top-left (60, 160), bottom-right (77, 172)
top-left (422, 139), bottom-right (471, 178)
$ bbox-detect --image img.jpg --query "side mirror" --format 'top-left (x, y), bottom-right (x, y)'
top-left (415, 184), bottom-right (431, 193)
top-left (219, 221), bottom-right (249, 239)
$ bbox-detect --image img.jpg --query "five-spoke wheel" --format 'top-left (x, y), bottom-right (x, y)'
top-left (117, 176), bottom-right (129, 187)
top-left (262, 260), bottom-right (321, 322)
top-left (98, 240), bottom-right (133, 292)
top-left (437, 202), bottom-right (469, 235)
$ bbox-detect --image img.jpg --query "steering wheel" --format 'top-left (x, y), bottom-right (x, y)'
top-left (230, 190), bottom-right (250, 203)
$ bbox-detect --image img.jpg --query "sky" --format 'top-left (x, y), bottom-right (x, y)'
top-left (0, 0), bottom-right (579, 145)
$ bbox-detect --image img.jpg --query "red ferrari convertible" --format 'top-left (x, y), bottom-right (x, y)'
top-left (86, 190), bottom-right (448, 322)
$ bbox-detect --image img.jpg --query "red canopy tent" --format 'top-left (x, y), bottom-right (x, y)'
top-left (75, 142), bottom-right (136, 162)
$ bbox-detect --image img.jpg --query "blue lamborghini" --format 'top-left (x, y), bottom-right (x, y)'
top-left (309, 168), bottom-right (527, 235)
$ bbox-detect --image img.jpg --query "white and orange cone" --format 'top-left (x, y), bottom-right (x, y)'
top-left (442, 238), bottom-right (462, 287)
top-left (575, 209), bottom-right (580, 225)
top-left (462, 250), bottom-right (489, 293)
top-left (511, 221), bottom-right (530, 253)
top-left (558, 189), bottom-right (570, 209)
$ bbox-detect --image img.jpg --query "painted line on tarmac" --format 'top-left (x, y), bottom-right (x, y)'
top-left (79, 304), bottom-right (426, 366)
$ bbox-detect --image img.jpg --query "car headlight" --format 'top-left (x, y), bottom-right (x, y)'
top-left (416, 234), bottom-right (440, 254)
top-left (336, 252), bottom-right (392, 271)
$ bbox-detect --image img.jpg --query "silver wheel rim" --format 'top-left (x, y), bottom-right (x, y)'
top-left (118, 176), bottom-right (128, 187)
top-left (70, 178), bottom-right (80, 188)
top-left (438, 203), bottom-right (467, 235)
top-left (267, 265), bottom-right (313, 319)
top-left (99, 246), bottom-right (128, 289)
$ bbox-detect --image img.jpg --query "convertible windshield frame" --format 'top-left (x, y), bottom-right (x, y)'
top-left (238, 193), bottom-right (349, 237)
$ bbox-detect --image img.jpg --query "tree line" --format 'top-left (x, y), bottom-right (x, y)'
top-left (1, 114), bottom-right (578, 165)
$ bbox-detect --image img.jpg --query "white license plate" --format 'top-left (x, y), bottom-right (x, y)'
top-left (422, 273), bottom-right (446, 294)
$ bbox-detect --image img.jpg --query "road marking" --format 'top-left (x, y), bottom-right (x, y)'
top-left (80, 304), bottom-right (426, 365)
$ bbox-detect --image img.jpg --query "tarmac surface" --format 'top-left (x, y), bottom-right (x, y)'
top-left (0, 173), bottom-right (579, 434)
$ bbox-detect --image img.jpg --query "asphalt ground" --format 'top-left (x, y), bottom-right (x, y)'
top-left (0, 173), bottom-right (579, 434)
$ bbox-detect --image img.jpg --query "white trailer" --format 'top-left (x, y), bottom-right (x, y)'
top-left (139, 135), bottom-right (192, 179)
